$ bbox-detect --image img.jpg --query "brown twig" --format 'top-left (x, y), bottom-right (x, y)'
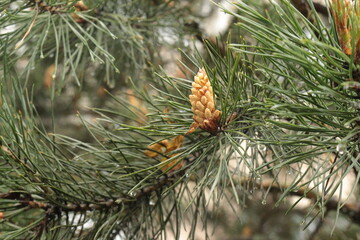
top-left (27, 0), bottom-right (89, 23)
top-left (235, 177), bottom-right (360, 225)
top-left (1, 140), bottom-right (359, 227)
top-left (29, 0), bottom-right (66, 13)
top-left (0, 170), bottom-right (180, 213)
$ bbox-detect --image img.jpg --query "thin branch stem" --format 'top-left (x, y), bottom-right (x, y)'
top-left (232, 176), bottom-right (360, 225)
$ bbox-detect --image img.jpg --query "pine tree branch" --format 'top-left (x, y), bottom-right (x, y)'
top-left (0, 192), bottom-right (51, 211)
top-left (33, 0), bottom-right (62, 13)
top-left (233, 176), bottom-right (360, 225)
top-left (0, 142), bottom-right (192, 210)
top-left (27, 0), bottom-right (84, 14)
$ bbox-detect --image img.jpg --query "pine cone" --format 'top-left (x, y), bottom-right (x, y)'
top-left (160, 154), bottom-right (183, 173)
top-left (144, 135), bottom-right (184, 158)
top-left (144, 135), bottom-right (185, 173)
top-left (188, 68), bottom-right (221, 135)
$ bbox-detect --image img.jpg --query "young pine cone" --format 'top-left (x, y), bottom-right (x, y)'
top-left (187, 68), bottom-right (221, 135)
top-left (144, 135), bottom-right (184, 158)
top-left (160, 154), bottom-right (183, 173)
top-left (144, 135), bottom-right (185, 173)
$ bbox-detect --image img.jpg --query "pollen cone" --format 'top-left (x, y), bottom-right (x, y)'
top-left (187, 68), bottom-right (221, 135)
top-left (144, 135), bottom-right (185, 173)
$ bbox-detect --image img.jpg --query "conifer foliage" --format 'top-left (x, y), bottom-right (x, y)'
top-left (0, 0), bottom-right (359, 239)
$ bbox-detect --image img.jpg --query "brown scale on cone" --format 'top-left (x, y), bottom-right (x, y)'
top-left (187, 68), bottom-right (221, 135)
top-left (159, 153), bottom-right (183, 173)
top-left (144, 135), bottom-right (184, 158)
